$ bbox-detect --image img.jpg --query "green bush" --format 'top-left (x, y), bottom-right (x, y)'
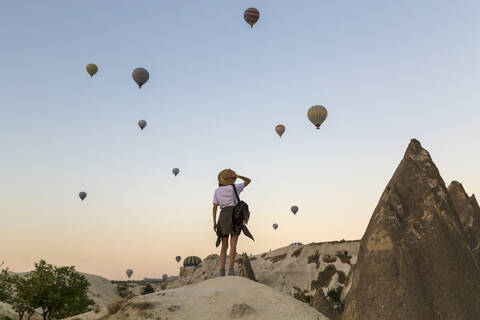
top-left (326, 287), bottom-right (345, 313)
top-left (293, 291), bottom-right (312, 304)
top-left (142, 283), bottom-right (154, 295)
top-left (0, 260), bottom-right (94, 319)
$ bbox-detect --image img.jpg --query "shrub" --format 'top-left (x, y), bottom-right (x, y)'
top-left (142, 283), bottom-right (154, 295)
top-left (294, 291), bottom-right (312, 304)
top-left (326, 287), bottom-right (345, 313)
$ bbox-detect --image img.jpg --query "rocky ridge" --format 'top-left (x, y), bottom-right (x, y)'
top-left (177, 240), bottom-right (359, 301)
top-left (447, 181), bottom-right (480, 266)
top-left (342, 139), bottom-right (480, 320)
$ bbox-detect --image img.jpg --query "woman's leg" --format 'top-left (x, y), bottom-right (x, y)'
top-left (220, 236), bottom-right (229, 270)
top-left (228, 234), bottom-right (239, 271)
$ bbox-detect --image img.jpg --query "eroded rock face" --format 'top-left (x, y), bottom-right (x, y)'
top-left (177, 241), bottom-right (359, 303)
top-left (448, 181), bottom-right (480, 265)
top-left (342, 139), bottom-right (480, 320)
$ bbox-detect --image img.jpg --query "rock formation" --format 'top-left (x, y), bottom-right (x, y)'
top-left (342, 139), bottom-right (480, 320)
top-left (447, 181), bottom-right (480, 265)
top-left (177, 240), bottom-right (359, 302)
top-left (65, 277), bottom-right (329, 320)
top-left (238, 252), bottom-right (257, 281)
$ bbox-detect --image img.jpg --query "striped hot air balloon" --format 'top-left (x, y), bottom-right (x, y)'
top-left (183, 256), bottom-right (202, 267)
top-left (244, 8), bottom-right (260, 28)
top-left (307, 105), bottom-right (328, 129)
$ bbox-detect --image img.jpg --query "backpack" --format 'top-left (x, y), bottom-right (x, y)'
top-left (232, 184), bottom-right (254, 242)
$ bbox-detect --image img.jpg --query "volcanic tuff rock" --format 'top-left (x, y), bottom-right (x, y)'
top-left (177, 241), bottom-right (359, 301)
top-left (342, 139), bottom-right (480, 320)
top-left (447, 181), bottom-right (480, 265)
top-left (64, 277), bottom-right (329, 320)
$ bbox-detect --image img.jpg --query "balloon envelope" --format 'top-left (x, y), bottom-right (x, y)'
top-left (86, 64), bottom-right (98, 77)
top-left (183, 256), bottom-right (202, 267)
top-left (172, 168), bottom-right (180, 176)
top-left (132, 68), bottom-right (150, 88)
top-left (291, 206), bottom-right (298, 214)
top-left (275, 124), bottom-right (285, 137)
top-left (244, 8), bottom-right (260, 28)
top-left (126, 269), bottom-right (133, 279)
top-left (175, 256), bottom-right (181, 263)
top-left (307, 105), bottom-right (328, 129)
top-left (79, 192), bottom-right (87, 201)
top-left (273, 223), bottom-right (278, 230)
top-left (138, 120), bottom-right (147, 130)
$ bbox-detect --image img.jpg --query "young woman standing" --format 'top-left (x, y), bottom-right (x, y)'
top-left (212, 169), bottom-right (251, 276)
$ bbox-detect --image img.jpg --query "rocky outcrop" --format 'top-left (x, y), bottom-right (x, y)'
top-left (238, 252), bottom-right (257, 281)
top-left (447, 181), bottom-right (480, 265)
top-left (65, 277), bottom-right (329, 320)
top-left (177, 241), bottom-right (359, 301)
top-left (342, 139), bottom-right (480, 320)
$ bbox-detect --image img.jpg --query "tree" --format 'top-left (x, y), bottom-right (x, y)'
top-left (26, 260), bottom-right (94, 319)
top-left (142, 283), bottom-right (154, 295)
top-left (0, 270), bottom-right (13, 302)
top-left (0, 260), bottom-right (94, 320)
top-left (0, 270), bottom-right (35, 320)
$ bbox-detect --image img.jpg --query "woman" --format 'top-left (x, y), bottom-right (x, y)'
top-left (212, 169), bottom-right (251, 276)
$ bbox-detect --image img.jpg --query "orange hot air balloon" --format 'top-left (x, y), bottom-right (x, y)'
top-left (275, 124), bottom-right (285, 137)
top-left (244, 8), bottom-right (260, 28)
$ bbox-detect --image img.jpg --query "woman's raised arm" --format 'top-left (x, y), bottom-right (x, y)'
top-left (237, 174), bottom-right (251, 187)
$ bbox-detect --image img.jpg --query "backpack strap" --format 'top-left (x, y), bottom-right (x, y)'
top-left (232, 184), bottom-right (240, 205)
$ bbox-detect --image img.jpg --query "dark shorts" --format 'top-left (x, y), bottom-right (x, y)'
top-left (218, 206), bottom-right (241, 237)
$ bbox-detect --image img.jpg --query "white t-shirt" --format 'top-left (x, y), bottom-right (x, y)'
top-left (213, 183), bottom-right (245, 209)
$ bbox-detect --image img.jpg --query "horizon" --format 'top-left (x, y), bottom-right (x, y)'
top-left (1, 1), bottom-right (479, 280)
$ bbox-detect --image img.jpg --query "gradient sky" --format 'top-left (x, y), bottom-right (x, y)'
top-left (1, 1), bottom-right (479, 280)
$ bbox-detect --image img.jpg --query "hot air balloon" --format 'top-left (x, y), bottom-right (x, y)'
top-left (275, 124), bottom-right (285, 137)
top-left (132, 68), bottom-right (150, 88)
top-left (126, 269), bottom-right (133, 279)
top-left (175, 256), bottom-right (181, 263)
top-left (138, 120), bottom-right (147, 130)
top-left (172, 168), bottom-right (180, 176)
top-left (272, 223), bottom-right (278, 230)
top-left (79, 192), bottom-right (87, 201)
top-left (307, 105), bottom-right (328, 129)
top-left (291, 206), bottom-right (298, 215)
top-left (162, 274), bottom-right (168, 282)
top-left (86, 64), bottom-right (98, 77)
top-left (244, 8), bottom-right (260, 28)
top-left (183, 256), bottom-right (202, 267)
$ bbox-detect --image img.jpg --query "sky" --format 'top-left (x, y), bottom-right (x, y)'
top-left (0, 1), bottom-right (479, 280)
